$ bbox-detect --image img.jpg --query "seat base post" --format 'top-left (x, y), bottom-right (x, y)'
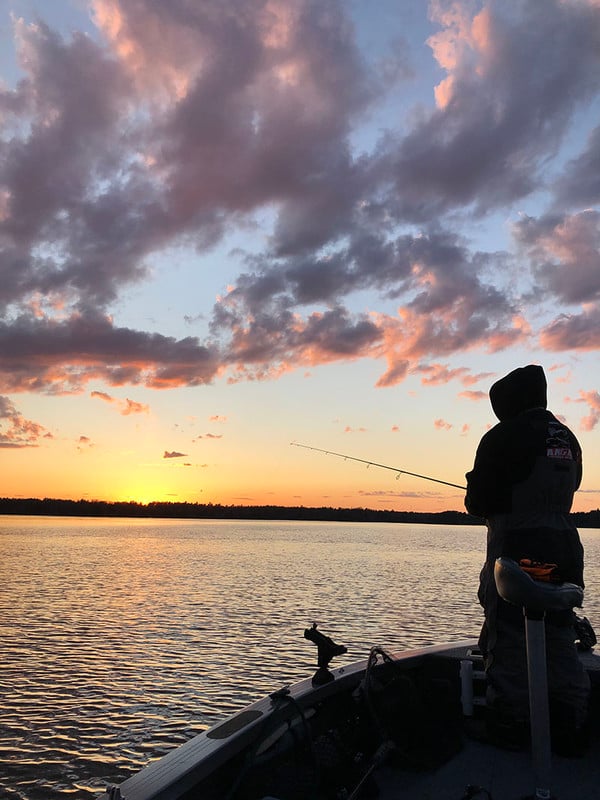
top-left (524, 610), bottom-right (553, 800)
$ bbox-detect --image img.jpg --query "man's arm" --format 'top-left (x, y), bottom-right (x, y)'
top-left (465, 426), bottom-right (512, 518)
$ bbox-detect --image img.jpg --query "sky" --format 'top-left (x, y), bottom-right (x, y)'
top-left (0, 0), bottom-right (599, 513)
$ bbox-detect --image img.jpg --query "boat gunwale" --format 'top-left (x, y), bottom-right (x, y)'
top-left (101, 639), bottom-right (479, 800)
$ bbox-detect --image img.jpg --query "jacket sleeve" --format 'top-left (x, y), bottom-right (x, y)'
top-left (464, 424), bottom-right (515, 518)
top-left (569, 429), bottom-right (583, 492)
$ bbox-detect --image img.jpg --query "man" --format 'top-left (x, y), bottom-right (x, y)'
top-left (465, 364), bottom-right (589, 753)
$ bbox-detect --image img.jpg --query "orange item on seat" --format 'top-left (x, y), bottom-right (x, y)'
top-left (519, 558), bottom-right (561, 583)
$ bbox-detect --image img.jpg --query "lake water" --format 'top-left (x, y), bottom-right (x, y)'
top-left (2, 516), bottom-right (600, 799)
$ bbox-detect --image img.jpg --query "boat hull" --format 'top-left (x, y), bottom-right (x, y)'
top-left (101, 640), bottom-right (600, 800)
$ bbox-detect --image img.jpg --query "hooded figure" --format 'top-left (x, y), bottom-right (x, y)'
top-left (465, 365), bottom-right (589, 752)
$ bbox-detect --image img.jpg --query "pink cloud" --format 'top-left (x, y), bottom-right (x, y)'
top-left (0, 395), bottom-right (50, 448)
top-left (567, 389), bottom-right (600, 432)
top-left (0, 0), bottom-right (598, 404)
top-left (459, 371), bottom-right (495, 387)
top-left (514, 210), bottom-right (600, 305)
top-left (459, 390), bottom-right (487, 402)
top-left (549, 364), bottom-right (573, 384)
top-left (373, 301), bottom-right (528, 388)
top-left (90, 390), bottom-right (148, 415)
top-left (434, 418), bottom-right (452, 431)
top-left (416, 363), bottom-right (471, 385)
top-left (540, 308), bottom-right (600, 351)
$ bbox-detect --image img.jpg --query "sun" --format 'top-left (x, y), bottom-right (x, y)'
top-left (114, 481), bottom-right (164, 506)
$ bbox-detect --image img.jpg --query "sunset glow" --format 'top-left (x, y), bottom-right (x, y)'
top-left (0, 1), bottom-right (599, 514)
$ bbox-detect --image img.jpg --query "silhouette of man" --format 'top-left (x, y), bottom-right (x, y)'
top-left (465, 364), bottom-right (589, 752)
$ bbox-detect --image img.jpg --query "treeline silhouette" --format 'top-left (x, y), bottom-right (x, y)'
top-left (0, 497), bottom-right (598, 527)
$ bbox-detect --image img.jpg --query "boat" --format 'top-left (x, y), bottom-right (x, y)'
top-left (101, 559), bottom-right (600, 800)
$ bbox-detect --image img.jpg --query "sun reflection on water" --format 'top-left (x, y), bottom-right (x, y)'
top-left (1, 517), bottom-right (599, 798)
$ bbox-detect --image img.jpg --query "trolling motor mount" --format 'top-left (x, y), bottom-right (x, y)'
top-left (304, 623), bottom-right (347, 686)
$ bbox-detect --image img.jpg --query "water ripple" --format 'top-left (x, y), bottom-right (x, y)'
top-left (1, 517), bottom-right (599, 799)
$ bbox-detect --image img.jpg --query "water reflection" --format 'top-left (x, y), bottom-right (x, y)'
top-left (1, 517), bottom-right (599, 798)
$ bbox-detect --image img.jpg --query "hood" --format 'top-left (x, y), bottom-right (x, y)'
top-left (489, 364), bottom-right (547, 421)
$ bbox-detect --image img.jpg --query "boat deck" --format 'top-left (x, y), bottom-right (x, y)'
top-left (374, 646), bottom-right (600, 800)
top-left (375, 731), bottom-right (600, 800)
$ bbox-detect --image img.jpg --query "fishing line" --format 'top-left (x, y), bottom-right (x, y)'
top-left (290, 442), bottom-right (466, 491)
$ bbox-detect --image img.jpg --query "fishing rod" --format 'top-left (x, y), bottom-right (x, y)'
top-left (290, 442), bottom-right (467, 491)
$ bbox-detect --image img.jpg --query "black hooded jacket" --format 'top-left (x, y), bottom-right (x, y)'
top-left (465, 365), bottom-right (584, 588)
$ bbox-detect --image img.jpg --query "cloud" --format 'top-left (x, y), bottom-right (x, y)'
top-left (358, 489), bottom-right (445, 500)
top-left (0, 314), bottom-right (219, 393)
top-left (378, 1), bottom-right (600, 220)
top-left (539, 307), bottom-right (600, 352)
top-left (581, 411), bottom-right (600, 433)
top-left (459, 390), bottom-right (487, 402)
top-left (0, 0), bottom-right (599, 403)
top-left (88, 0), bottom-right (379, 258)
top-left (513, 210), bottom-right (600, 305)
top-left (548, 363), bottom-right (572, 384)
top-left (461, 371), bottom-right (495, 387)
top-left (566, 389), bottom-right (600, 432)
top-left (415, 363), bottom-right (475, 386)
top-left (213, 227), bottom-right (525, 388)
top-left (373, 305), bottom-right (527, 388)
top-left (1, 18), bottom-right (146, 316)
top-left (122, 398), bottom-right (149, 415)
top-left (421, 366), bottom-right (468, 385)
top-left (434, 418), bottom-right (452, 430)
top-left (91, 390), bottom-right (150, 415)
top-left (91, 391), bottom-right (113, 403)
top-left (0, 395), bottom-right (50, 448)
top-left (163, 450), bottom-right (187, 458)
top-left (554, 124), bottom-right (600, 209)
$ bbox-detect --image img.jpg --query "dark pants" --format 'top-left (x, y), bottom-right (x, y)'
top-left (481, 601), bottom-right (590, 733)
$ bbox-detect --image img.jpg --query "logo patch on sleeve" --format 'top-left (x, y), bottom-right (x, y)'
top-left (546, 423), bottom-right (573, 460)
top-left (547, 446), bottom-right (573, 459)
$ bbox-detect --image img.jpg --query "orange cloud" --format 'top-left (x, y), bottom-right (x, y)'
top-left (122, 398), bottom-right (149, 415)
top-left (91, 390), bottom-right (149, 415)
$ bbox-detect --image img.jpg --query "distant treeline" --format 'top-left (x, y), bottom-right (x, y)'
top-left (0, 497), bottom-right (599, 528)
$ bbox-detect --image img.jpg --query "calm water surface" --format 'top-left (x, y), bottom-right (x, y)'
top-left (2, 516), bottom-right (600, 799)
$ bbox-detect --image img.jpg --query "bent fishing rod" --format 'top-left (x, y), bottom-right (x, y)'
top-left (290, 442), bottom-right (467, 491)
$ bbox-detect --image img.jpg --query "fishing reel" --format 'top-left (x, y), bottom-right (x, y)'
top-left (304, 623), bottom-right (347, 686)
